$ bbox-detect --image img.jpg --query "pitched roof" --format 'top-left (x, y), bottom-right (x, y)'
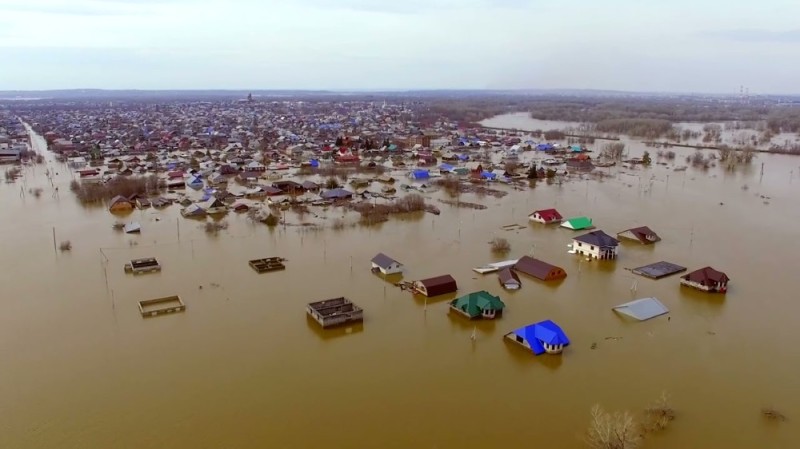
top-left (531, 208), bottom-right (562, 220)
top-left (510, 320), bottom-right (570, 355)
top-left (450, 291), bottom-right (505, 317)
top-left (514, 256), bottom-right (564, 280)
top-left (371, 252), bottom-right (401, 269)
top-left (419, 274), bottom-right (457, 288)
top-left (574, 230), bottom-right (619, 247)
top-left (109, 195), bottom-right (131, 206)
top-left (682, 267), bottom-right (729, 284)
top-left (498, 267), bottom-right (520, 285)
top-left (561, 216), bottom-right (593, 230)
top-left (620, 226), bottom-right (661, 244)
top-left (613, 297), bottom-right (669, 321)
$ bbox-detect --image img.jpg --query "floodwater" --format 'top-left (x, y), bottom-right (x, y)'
top-left (2, 119), bottom-right (800, 449)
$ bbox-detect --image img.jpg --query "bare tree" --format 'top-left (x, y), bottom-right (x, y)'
top-left (585, 405), bottom-right (641, 449)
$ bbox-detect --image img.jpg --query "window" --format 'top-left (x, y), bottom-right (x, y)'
top-left (591, 245), bottom-right (595, 250)
top-left (515, 335), bottom-right (524, 344)
top-left (577, 242), bottom-right (582, 247)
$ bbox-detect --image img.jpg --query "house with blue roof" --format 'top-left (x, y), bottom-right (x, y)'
top-left (505, 320), bottom-right (570, 355)
top-left (410, 169), bottom-right (430, 180)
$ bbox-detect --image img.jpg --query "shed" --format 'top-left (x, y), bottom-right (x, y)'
top-left (301, 180), bottom-right (320, 192)
top-left (449, 291), bottom-right (505, 319)
top-left (514, 256), bottom-right (567, 281)
top-left (371, 253), bottom-right (403, 275)
top-left (498, 267), bottom-right (521, 290)
top-left (617, 226), bottom-right (661, 244)
top-left (413, 275), bottom-right (458, 297)
top-left (505, 320), bottom-right (570, 355)
top-left (613, 297), bottom-right (669, 321)
top-left (680, 267), bottom-right (729, 293)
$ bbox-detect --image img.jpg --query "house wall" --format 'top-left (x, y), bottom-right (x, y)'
top-left (680, 278), bottom-right (726, 292)
top-left (572, 240), bottom-right (619, 260)
top-left (505, 333), bottom-right (532, 351)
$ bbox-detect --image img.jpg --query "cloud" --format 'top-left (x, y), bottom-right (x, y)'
top-left (704, 28), bottom-right (800, 43)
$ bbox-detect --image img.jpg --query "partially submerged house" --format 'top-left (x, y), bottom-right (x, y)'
top-left (202, 197), bottom-right (228, 215)
top-left (321, 188), bottom-right (354, 200)
top-left (504, 320), bottom-right (570, 355)
top-left (513, 256), bottom-right (567, 281)
top-left (617, 226), bottom-right (661, 244)
top-left (449, 291), bottom-right (505, 319)
top-left (124, 257), bottom-right (161, 274)
top-left (413, 275), bottom-right (458, 297)
top-left (108, 195), bottom-right (133, 212)
top-left (498, 267), bottom-right (521, 290)
top-left (680, 267), bottom-right (730, 293)
top-left (613, 297), bottom-right (669, 321)
top-left (529, 208), bottom-right (563, 224)
top-left (306, 297), bottom-right (363, 328)
top-left (370, 253), bottom-right (403, 275)
top-left (560, 216), bottom-right (594, 230)
top-left (571, 230), bottom-right (619, 260)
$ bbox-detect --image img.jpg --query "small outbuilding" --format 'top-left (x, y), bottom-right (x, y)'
top-left (413, 275), bottom-right (458, 297)
top-left (321, 188), bottom-right (354, 200)
top-left (505, 320), bottom-right (570, 355)
top-left (680, 267), bottom-right (730, 293)
top-left (513, 256), bottom-right (567, 281)
top-left (617, 226), bottom-right (661, 244)
top-left (529, 208), bottom-right (563, 224)
top-left (371, 253), bottom-right (404, 275)
top-left (449, 291), bottom-right (505, 319)
top-left (498, 267), bottom-right (521, 290)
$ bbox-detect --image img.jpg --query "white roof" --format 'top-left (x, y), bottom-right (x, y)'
top-left (612, 297), bottom-right (669, 321)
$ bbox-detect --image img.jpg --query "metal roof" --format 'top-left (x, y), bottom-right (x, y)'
top-left (613, 297), bottom-right (669, 321)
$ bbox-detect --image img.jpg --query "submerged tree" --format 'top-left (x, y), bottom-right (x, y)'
top-left (641, 151), bottom-right (652, 166)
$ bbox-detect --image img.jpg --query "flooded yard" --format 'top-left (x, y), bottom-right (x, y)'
top-left (1, 122), bottom-right (799, 448)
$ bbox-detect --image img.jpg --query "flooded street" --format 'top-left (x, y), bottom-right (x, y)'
top-left (2, 118), bottom-right (800, 448)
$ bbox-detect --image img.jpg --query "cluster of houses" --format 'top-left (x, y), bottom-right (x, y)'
top-left (528, 207), bottom-right (730, 293)
top-left (0, 115), bottom-right (28, 163)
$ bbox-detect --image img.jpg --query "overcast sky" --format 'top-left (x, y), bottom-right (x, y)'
top-left (1, 0), bottom-right (798, 93)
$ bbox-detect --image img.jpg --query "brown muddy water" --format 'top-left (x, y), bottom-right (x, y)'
top-left (1, 120), bottom-right (799, 449)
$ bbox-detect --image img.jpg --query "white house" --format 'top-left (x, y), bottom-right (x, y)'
top-left (571, 230), bottom-right (620, 260)
top-left (370, 253), bottom-right (403, 275)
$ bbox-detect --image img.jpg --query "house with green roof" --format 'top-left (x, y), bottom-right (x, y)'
top-left (560, 216), bottom-right (594, 231)
top-left (449, 291), bottom-right (505, 320)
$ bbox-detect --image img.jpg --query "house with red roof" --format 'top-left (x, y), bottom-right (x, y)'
top-left (528, 208), bottom-right (563, 224)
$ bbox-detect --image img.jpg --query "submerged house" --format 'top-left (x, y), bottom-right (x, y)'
top-left (449, 291), bottom-right (505, 320)
top-left (513, 256), bottom-right (567, 281)
top-left (617, 226), bottom-right (661, 244)
top-left (498, 267), bottom-right (521, 290)
top-left (413, 275), bottom-right (458, 297)
top-left (560, 216), bottom-right (594, 230)
top-left (370, 253), bottom-right (404, 275)
top-left (321, 188), bottom-right (354, 200)
top-left (528, 208), bottom-right (563, 224)
top-left (306, 297), bottom-right (364, 328)
top-left (680, 267), bottom-right (730, 293)
top-left (572, 230), bottom-right (619, 260)
top-left (202, 197), bottom-right (228, 215)
top-left (109, 195), bottom-right (134, 212)
top-left (505, 320), bottom-right (570, 355)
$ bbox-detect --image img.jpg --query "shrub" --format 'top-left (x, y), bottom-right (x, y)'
top-left (264, 213), bottom-right (279, 227)
top-left (490, 237), bottom-right (511, 254)
top-left (395, 193), bottom-right (426, 212)
top-left (325, 177), bottom-right (341, 190)
top-left (59, 240), bottom-right (72, 251)
top-left (642, 392), bottom-right (675, 433)
top-left (761, 407), bottom-right (787, 422)
top-left (331, 218), bottom-right (345, 230)
top-left (204, 220), bottom-right (228, 235)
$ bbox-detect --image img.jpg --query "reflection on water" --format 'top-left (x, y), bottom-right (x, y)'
top-left (0, 123), bottom-right (799, 448)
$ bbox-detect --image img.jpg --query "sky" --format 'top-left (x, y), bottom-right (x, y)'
top-left (1, 0), bottom-right (799, 93)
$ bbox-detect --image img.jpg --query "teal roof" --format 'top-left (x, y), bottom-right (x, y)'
top-left (450, 290), bottom-right (505, 318)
